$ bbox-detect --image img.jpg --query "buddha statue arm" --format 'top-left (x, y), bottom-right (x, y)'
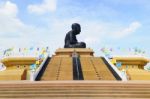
top-left (69, 33), bottom-right (78, 44)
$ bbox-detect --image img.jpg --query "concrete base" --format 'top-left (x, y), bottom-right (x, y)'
top-left (0, 69), bottom-right (26, 80)
top-left (55, 48), bottom-right (94, 57)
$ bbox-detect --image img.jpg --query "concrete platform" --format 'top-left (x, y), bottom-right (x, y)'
top-left (0, 81), bottom-right (150, 98)
top-left (55, 48), bottom-right (94, 57)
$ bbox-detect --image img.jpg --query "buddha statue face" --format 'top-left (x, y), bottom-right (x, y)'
top-left (71, 23), bottom-right (81, 35)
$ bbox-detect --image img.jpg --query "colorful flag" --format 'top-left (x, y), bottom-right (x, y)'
top-left (46, 46), bottom-right (49, 51)
top-left (19, 48), bottom-right (21, 52)
top-left (116, 62), bottom-right (122, 68)
top-left (30, 64), bottom-right (36, 70)
top-left (36, 60), bottom-right (40, 65)
top-left (37, 47), bottom-right (39, 51)
top-left (30, 47), bottom-right (34, 50)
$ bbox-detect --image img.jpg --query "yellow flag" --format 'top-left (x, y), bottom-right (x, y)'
top-left (36, 60), bottom-right (40, 65)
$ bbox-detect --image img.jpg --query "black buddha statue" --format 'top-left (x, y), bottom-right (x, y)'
top-left (64, 23), bottom-right (86, 48)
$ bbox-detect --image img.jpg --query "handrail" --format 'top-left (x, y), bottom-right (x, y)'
top-left (30, 54), bottom-right (49, 81)
top-left (103, 56), bottom-right (127, 81)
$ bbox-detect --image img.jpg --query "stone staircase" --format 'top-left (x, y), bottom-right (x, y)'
top-left (0, 81), bottom-right (150, 98)
top-left (40, 57), bottom-right (73, 80)
top-left (80, 57), bottom-right (116, 80)
top-left (40, 57), bottom-right (62, 80)
top-left (40, 57), bottom-right (120, 81)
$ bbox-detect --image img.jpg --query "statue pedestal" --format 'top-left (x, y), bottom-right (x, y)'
top-left (55, 48), bottom-right (94, 57)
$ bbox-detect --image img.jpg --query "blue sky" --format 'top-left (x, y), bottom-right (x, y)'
top-left (0, 0), bottom-right (150, 56)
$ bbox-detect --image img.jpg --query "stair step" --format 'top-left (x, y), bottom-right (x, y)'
top-left (0, 81), bottom-right (150, 98)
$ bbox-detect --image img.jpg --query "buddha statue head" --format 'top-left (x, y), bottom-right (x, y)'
top-left (71, 23), bottom-right (81, 35)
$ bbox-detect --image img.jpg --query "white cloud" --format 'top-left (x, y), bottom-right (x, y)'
top-left (113, 21), bottom-right (141, 38)
top-left (0, 1), bottom-right (18, 17)
top-left (28, 0), bottom-right (57, 15)
top-left (0, 1), bottom-right (59, 51)
top-left (0, 1), bottom-right (27, 37)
